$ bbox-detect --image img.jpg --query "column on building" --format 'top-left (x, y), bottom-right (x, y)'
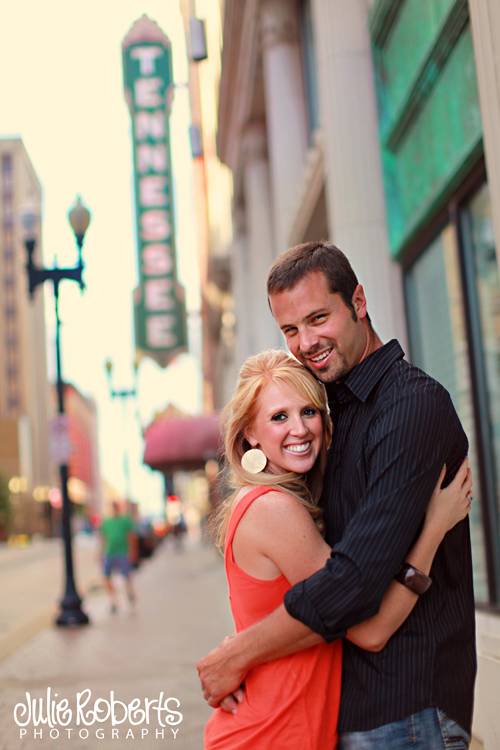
top-left (260, 0), bottom-right (308, 253)
top-left (311, 0), bottom-right (406, 346)
top-left (470, 1), bottom-right (500, 262)
top-left (230, 207), bottom-right (254, 370)
top-left (240, 120), bottom-right (282, 354)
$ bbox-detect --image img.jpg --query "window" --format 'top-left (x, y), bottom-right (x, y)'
top-left (2, 187), bottom-right (13, 204)
top-left (405, 181), bottom-right (500, 606)
top-left (5, 334), bottom-right (17, 350)
top-left (7, 396), bottom-right (19, 411)
top-left (462, 186), bottom-right (500, 498)
top-left (406, 225), bottom-right (489, 601)
top-left (461, 184), bottom-right (500, 602)
top-left (299, 0), bottom-right (320, 141)
top-left (3, 213), bottom-right (14, 230)
top-left (1, 154), bottom-right (12, 175)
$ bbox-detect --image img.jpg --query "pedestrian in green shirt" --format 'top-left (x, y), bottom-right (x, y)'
top-left (100, 501), bottom-right (136, 614)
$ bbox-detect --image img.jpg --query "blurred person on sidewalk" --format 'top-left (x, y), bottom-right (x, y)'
top-left (172, 513), bottom-right (187, 552)
top-left (130, 501), bottom-right (157, 567)
top-left (100, 500), bottom-right (136, 614)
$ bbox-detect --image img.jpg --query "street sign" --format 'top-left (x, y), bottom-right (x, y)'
top-left (49, 415), bottom-right (72, 465)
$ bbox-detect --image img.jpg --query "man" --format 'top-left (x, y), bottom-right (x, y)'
top-left (198, 242), bottom-right (476, 748)
top-left (100, 500), bottom-right (137, 614)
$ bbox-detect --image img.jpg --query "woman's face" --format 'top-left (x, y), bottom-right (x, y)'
top-left (245, 380), bottom-right (324, 475)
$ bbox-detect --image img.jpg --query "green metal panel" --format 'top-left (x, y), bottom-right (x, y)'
top-left (381, 0), bottom-right (455, 131)
top-left (370, 0), bottom-right (483, 258)
top-left (393, 30), bottom-right (482, 248)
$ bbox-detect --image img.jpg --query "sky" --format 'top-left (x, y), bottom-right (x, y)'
top-left (0, 1), bottom-right (206, 515)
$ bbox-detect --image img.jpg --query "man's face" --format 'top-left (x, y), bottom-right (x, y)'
top-left (269, 271), bottom-right (369, 383)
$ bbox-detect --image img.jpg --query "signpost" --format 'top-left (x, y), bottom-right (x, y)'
top-left (123, 16), bottom-right (187, 368)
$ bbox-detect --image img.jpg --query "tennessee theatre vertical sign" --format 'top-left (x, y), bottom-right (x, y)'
top-left (122, 16), bottom-right (187, 367)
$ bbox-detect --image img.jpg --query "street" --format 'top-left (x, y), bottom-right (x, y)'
top-left (0, 535), bottom-right (232, 749)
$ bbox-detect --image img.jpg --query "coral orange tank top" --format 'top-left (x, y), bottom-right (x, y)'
top-left (205, 486), bottom-right (342, 749)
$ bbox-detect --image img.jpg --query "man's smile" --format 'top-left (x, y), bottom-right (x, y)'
top-left (304, 346), bottom-right (334, 369)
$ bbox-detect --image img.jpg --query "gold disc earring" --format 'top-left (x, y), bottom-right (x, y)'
top-left (241, 448), bottom-right (267, 474)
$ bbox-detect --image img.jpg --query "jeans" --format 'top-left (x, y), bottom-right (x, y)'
top-left (339, 708), bottom-right (470, 749)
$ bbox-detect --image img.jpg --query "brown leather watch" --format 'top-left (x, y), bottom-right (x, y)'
top-left (395, 563), bottom-right (432, 595)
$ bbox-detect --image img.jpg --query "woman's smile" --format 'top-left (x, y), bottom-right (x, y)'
top-left (245, 381), bottom-right (323, 475)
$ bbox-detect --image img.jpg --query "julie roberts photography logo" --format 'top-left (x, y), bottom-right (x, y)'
top-left (13, 687), bottom-right (183, 741)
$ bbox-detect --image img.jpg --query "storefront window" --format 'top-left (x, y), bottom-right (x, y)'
top-left (466, 185), bottom-right (500, 497)
top-left (299, 0), bottom-right (319, 140)
top-left (462, 184), bottom-right (500, 588)
top-left (406, 224), bottom-right (490, 602)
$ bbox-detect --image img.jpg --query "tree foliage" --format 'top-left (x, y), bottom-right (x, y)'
top-left (0, 472), bottom-right (11, 538)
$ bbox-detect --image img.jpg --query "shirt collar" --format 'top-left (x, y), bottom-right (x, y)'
top-left (327, 339), bottom-right (405, 405)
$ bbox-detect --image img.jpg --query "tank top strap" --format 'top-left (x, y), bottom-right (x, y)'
top-left (224, 486), bottom-right (276, 555)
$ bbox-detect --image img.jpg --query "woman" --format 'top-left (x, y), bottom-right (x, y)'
top-left (205, 350), bottom-right (471, 749)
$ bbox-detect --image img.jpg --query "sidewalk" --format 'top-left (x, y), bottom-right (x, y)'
top-left (0, 535), bottom-right (104, 663)
top-left (0, 536), bottom-right (232, 750)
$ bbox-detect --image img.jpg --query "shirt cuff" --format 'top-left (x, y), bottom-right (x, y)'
top-left (284, 582), bottom-right (344, 642)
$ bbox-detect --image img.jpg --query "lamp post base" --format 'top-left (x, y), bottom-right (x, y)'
top-left (55, 594), bottom-right (91, 627)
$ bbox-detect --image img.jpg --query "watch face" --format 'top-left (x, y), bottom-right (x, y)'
top-left (405, 568), bottom-right (424, 594)
top-left (397, 564), bottom-right (432, 595)
top-left (406, 568), bottom-right (418, 582)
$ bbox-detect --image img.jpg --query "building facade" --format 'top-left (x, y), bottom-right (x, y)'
top-left (217, 1), bottom-right (500, 745)
top-left (63, 383), bottom-right (102, 517)
top-left (0, 138), bottom-right (52, 536)
top-left (179, 0), bottom-right (236, 410)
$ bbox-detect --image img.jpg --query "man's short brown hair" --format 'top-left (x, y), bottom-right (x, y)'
top-left (267, 241), bottom-right (361, 319)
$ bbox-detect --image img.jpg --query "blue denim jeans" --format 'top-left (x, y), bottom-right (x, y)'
top-left (339, 708), bottom-right (470, 749)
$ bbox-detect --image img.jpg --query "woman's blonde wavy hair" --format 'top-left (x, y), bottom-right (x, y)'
top-left (213, 349), bottom-right (332, 548)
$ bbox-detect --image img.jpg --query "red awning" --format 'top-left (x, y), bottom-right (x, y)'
top-left (143, 413), bottom-right (222, 472)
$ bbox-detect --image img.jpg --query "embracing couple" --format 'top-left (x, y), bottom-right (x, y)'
top-left (198, 242), bottom-right (476, 749)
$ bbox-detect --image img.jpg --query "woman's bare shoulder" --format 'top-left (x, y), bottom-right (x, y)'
top-left (238, 487), bottom-right (314, 525)
top-left (234, 488), bottom-right (329, 583)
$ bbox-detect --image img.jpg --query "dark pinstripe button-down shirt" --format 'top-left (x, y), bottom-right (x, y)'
top-left (284, 340), bottom-right (476, 733)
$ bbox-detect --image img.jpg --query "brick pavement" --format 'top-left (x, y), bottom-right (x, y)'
top-left (0, 537), bottom-right (232, 750)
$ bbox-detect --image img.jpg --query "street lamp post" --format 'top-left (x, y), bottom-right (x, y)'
top-left (22, 196), bottom-right (91, 627)
top-left (104, 359), bottom-right (138, 501)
